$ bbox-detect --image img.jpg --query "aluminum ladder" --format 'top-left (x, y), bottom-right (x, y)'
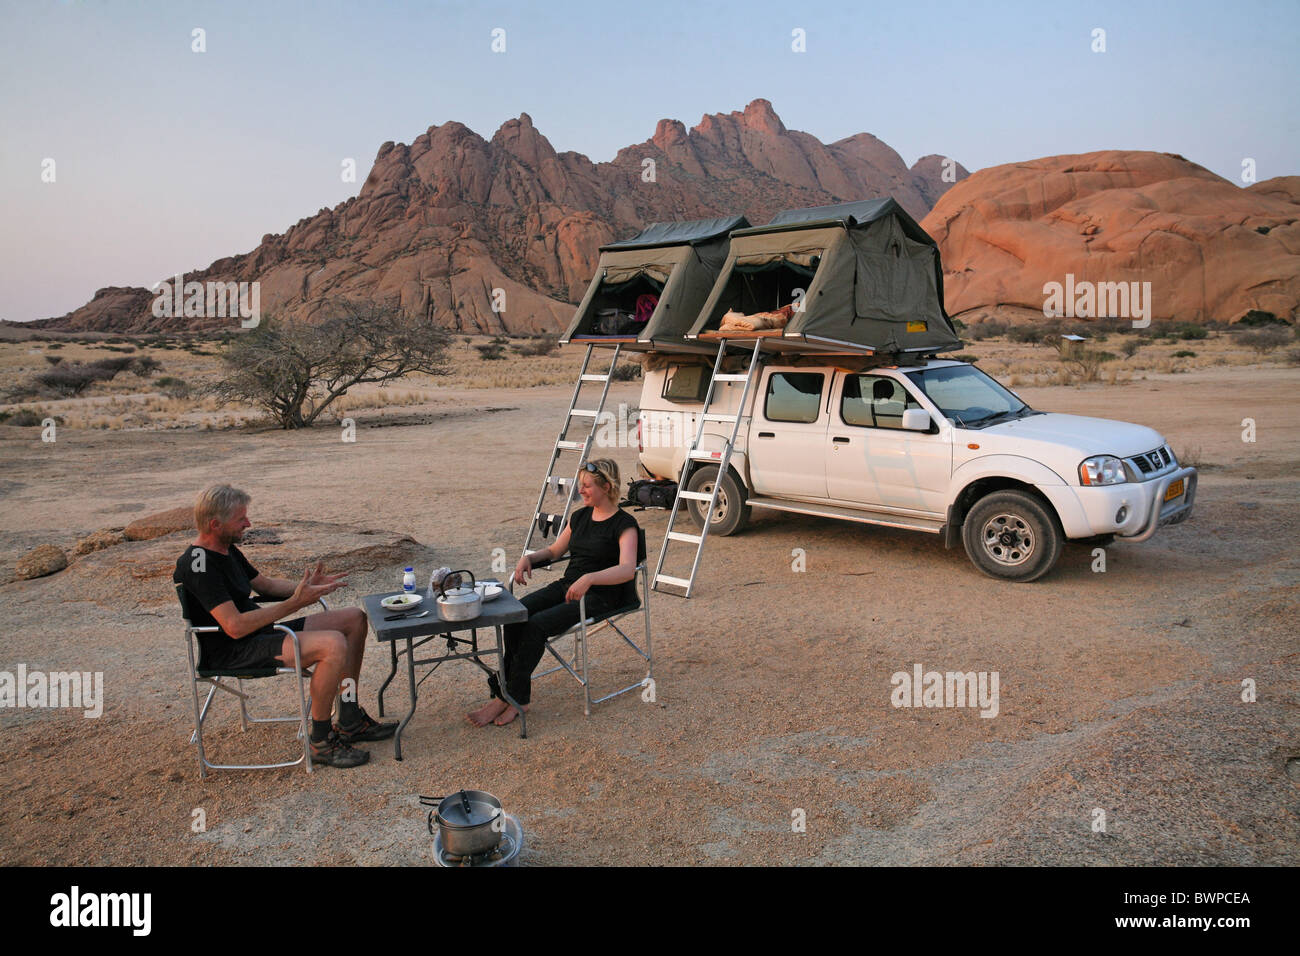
top-left (519, 343), bottom-right (624, 563)
top-left (652, 337), bottom-right (763, 597)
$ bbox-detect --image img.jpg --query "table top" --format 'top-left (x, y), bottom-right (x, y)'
top-left (362, 589), bottom-right (527, 642)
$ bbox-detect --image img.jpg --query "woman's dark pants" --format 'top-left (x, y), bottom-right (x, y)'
top-left (488, 579), bottom-right (613, 706)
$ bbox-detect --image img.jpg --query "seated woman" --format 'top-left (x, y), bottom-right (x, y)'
top-left (468, 458), bottom-right (639, 727)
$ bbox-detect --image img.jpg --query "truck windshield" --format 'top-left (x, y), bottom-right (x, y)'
top-left (905, 364), bottom-right (1034, 428)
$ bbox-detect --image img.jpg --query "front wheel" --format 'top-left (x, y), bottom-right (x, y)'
top-left (962, 490), bottom-right (1063, 582)
top-left (685, 466), bottom-right (751, 536)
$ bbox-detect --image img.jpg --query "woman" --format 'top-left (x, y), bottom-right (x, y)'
top-left (468, 458), bottom-right (640, 727)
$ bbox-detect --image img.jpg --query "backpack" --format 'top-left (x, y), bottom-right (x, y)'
top-left (622, 479), bottom-right (677, 510)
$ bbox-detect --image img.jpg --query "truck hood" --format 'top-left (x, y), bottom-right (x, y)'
top-left (979, 412), bottom-right (1165, 459)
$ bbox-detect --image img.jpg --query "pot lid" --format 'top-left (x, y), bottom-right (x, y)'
top-left (440, 797), bottom-right (500, 828)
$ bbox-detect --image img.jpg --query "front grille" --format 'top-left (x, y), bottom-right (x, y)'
top-left (1130, 445), bottom-right (1173, 475)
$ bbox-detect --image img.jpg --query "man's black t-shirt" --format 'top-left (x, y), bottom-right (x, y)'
top-left (563, 507), bottom-right (640, 607)
top-left (174, 545), bottom-right (262, 662)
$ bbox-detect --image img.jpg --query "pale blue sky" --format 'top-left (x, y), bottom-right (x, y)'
top-left (1, 0), bottom-right (1296, 322)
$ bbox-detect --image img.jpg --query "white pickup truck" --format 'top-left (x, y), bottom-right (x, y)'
top-left (637, 357), bottom-right (1198, 581)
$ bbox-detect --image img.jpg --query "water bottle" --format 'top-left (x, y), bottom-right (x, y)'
top-left (402, 567), bottom-right (416, 594)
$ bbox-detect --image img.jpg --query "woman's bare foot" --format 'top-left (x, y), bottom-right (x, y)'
top-left (467, 699), bottom-right (508, 726)
top-left (493, 703), bottom-right (529, 726)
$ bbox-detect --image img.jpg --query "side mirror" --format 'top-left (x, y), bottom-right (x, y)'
top-left (902, 408), bottom-right (932, 431)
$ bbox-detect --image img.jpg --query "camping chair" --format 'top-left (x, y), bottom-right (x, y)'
top-left (530, 527), bottom-right (653, 716)
top-left (176, 585), bottom-right (326, 777)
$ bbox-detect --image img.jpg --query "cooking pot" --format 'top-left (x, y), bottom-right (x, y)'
top-left (436, 569), bottom-right (480, 622)
top-left (420, 789), bottom-right (503, 857)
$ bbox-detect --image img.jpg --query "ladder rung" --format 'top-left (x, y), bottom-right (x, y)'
top-left (667, 531), bottom-right (703, 545)
top-left (689, 450), bottom-right (725, 460)
top-left (569, 409), bottom-right (599, 417)
top-left (654, 574), bottom-right (692, 589)
top-left (678, 491), bottom-right (712, 501)
top-left (556, 440), bottom-right (586, 450)
top-left (580, 374), bottom-right (609, 382)
top-left (701, 413), bottom-right (737, 423)
top-left (713, 373), bottom-right (750, 382)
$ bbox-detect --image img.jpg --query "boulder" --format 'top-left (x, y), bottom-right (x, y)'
top-left (921, 150), bottom-right (1300, 325)
top-left (16, 544), bottom-right (68, 579)
top-left (72, 528), bottom-right (126, 556)
top-left (123, 506), bottom-right (193, 542)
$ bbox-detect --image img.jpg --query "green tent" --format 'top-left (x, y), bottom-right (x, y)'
top-left (562, 215), bottom-right (749, 353)
top-left (687, 198), bottom-right (960, 355)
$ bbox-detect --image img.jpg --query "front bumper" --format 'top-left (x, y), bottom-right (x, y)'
top-left (1042, 465), bottom-right (1198, 541)
top-left (1116, 465), bottom-right (1198, 542)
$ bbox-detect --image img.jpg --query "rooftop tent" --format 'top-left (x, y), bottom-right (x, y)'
top-left (687, 198), bottom-right (960, 355)
top-left (562, 215), bottom-right (750, 352)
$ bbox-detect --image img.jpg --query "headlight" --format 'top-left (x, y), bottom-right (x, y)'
top-left (1079, 455), bottom-right (1128, 485)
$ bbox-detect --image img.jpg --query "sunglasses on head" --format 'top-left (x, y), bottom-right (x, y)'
top-left (581, 462), bottom-right (610, 482)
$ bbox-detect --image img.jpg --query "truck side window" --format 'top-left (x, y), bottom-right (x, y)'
top-left (662, 364), bottom-right (709, 403)
top-left (841, 375), bottom-right (921, 429)
top-left (765, 372), bottom-right (824, 424)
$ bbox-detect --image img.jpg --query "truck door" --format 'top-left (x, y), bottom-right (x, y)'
top-left (826, 372), bottom-right (952, 515)
top-left (748, 368), bottom-right (830, 499)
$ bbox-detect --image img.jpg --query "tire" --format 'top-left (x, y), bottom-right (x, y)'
top-left (685, 466), bottom-right (751, 536)
top-left (961, 490), bottom-right (1063, 582)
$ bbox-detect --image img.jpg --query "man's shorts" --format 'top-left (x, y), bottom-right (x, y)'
top-left (199, 617), bottom-right (307, 672)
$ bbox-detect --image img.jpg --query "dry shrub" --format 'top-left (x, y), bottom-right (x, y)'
top-left (1237, 328), bottom-right (1290, 353)
top-left (1053, 339), bottom-right (1116, 383)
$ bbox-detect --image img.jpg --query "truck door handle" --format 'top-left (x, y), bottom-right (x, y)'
top-left (757, 432), bottom-right (775, 439)
top-left (832, 436), bottom-right (850, 444)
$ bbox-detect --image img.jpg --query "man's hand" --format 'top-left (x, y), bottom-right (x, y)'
top-left (292, 564), bottom-right (345, 610)
top-left (306, 561), bottom-right (347, 590)
top-left (565, 574), bottom-right (591, 603)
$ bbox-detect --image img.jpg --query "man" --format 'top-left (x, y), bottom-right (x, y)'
top-left (173, 484), bottom-right (395, 768)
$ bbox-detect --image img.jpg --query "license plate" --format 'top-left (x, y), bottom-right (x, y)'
top-left (1164, 478), bottom-right (1184, 502)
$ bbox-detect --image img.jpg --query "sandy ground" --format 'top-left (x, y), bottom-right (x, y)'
top-left (1, 366), bottom-right (1298, 866)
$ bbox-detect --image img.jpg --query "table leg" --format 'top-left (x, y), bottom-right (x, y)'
top-left (493, 624), bottom-right (527, 739)
top-left (377, 640), bottom-right (398, 718)
top-left (394, 637), bottom-right (418, 761)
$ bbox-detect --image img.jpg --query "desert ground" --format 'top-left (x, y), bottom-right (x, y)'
top-left (1, 329), bottom-right (1298, 865)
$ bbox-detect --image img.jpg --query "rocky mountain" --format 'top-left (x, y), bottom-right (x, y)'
top-left (30, 99), bottom-right (968, 334)
top-left (920, 152), bottom-right (1300, 326)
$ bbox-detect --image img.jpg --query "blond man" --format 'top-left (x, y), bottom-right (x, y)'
top-left (173, 484), bottom-right (394, 768)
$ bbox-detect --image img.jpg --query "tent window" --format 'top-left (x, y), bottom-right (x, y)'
top-left (586, 271), bottom-right (664, 335)
top-left (708, 256), bottom-right (821, 327)
top-left (764, 372), bottom-right (824, 424)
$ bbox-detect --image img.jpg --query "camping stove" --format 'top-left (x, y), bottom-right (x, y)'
top-left (433, 813), bottom-right (524, 867)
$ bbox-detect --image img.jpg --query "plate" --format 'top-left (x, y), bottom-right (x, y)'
top-left (381, 593), bottom-right (424, 610)
top-left (475, 584), bottom-right (503, 602)
top-left (1164, 478), bottom-right (1184, 502)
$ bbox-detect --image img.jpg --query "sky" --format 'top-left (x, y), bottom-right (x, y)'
top-left (1, 0), bottom-right (1297, 323)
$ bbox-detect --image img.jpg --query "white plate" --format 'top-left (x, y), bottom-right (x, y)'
top-left (475, 584), bottom-right (503, 602)
top-left (381, 593), bottom-right (424, 610)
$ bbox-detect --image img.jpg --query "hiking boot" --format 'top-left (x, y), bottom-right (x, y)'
top-left (310, 730), bottom-right (370, 768)
top-left (334, 707), bottom-right (398, 744)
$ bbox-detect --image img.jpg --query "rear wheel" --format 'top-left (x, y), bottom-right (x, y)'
top-left (685, 466), bottom-right (751, 536)
top-left (962, 490), bottom-right (1063, 582)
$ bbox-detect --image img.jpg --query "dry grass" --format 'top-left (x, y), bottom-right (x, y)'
top-left (0, 325), bottom-right (1289, 430)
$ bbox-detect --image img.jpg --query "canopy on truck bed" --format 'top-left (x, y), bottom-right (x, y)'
top-left (687, 198), bottom-right (960, 355)
top-left (562, 215), bottom-right (749, 353)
